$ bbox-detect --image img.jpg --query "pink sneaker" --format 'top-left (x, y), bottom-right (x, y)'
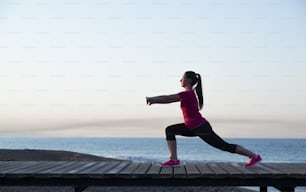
top-left (161, 159), bottom-right (180, 167)
top-left (244, 155), bottom-right (262, 167)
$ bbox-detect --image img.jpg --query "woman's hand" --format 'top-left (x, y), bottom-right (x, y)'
top-left (146, 97), bottom-right (153, 105)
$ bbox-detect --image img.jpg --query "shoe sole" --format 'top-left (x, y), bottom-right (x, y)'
top-left (244, 159), bottom-right (262, 167)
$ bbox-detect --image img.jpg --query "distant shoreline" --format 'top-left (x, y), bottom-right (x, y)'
top-left (0, 149), bottom-right (123, 162)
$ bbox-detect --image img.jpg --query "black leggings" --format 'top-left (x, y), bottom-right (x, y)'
top-left (165, 122), bottom-right (237, 153)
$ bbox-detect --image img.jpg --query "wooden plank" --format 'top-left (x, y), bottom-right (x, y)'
top-left (0, 161), bottom-right (28, 174)
top-left (196, 162), bottom-right (215, 175)
top-left (7, 161), bottom-right (54, 174)
top-left (159, 166), bottom-right (173, 178)
top-left (77, 161), bottom-right (108, 174)
top-left (146, 162), bottom-right (161, 177)
top-left (0, 161), bottom-right (11, 167)
top-left (262, 163), bottom-right (288, 175)
top-left (288, 163), bottom-right (306, 174)
top-left (67, 162), bottom-right (98, 174)
top-left (246, 164), bottom-right (274, 175)
top-left (185, 162), bottom-right (201, 178)
top-left (0, 161), bottom-right (37, 173)
top-left (207, 163), bottom-right (228, 175)
top-left (26, 161), bottom-right (62, 173)
top-left (271, 163), bottom-right (306, 175)
top-left (90, 162), bottom-right (121, 174)
top-left (254, 163), bottom-right (284, 175)
top-left (34, 161), bottom-right (65, 173)
top-left (38, 161), bottom-right (78, 174)
top-left (133, 162), bottom-right (152, 175)
top-left (105, 161), bottom-right (131, 175)
top-left (0, 161), bottom-right (20, 170)
top-left (293, 163), bottom-right (306, 169)
top-left (0, 161), bottom-right (31, 172)
top-left (230, 162), bottom-right (259, 175)
top-left (265, 163), bottom-right (306, 178)
top-left (270, 163), bottom-right (293, 175)
top-left (47, 162), bottom-right (87, 174)
top-left (218, 162), bottom-right (243, 175)
top-left (173, 164), bottom-right (186, 178)
top-left (119, 162), bottom-right (141, 175)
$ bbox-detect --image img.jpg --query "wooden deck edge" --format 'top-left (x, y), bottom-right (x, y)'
top-left (0, 177), bottom-right (305, 187)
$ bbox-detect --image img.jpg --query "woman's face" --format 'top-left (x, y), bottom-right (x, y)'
top-left (180, 74), bottom-right (190, 88)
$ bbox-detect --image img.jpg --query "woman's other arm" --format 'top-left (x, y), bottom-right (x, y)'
top-left (146, 94), bottom-right (180, 105)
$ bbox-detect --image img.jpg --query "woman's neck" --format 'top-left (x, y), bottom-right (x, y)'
top-left (184, 86), bottom-right (192, 91)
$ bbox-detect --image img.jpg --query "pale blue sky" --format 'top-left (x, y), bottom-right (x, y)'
top-left (0, 0), bottom-right (306, 137)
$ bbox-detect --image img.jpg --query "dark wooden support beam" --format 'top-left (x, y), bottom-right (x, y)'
top-left (260, 186), bottom-right (268, 192)
top-left (274, 186), bottom-right (295, 192)
top-left (74, 186), bottom-right (88, 192)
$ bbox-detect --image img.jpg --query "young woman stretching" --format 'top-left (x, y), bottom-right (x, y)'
top-left (146, 71), bottom-right (262, 167)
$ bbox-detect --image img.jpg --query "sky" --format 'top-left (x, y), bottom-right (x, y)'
top-left (0, 0), bottom-right (306, 138)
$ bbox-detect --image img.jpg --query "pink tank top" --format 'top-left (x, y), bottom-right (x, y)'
top-left (178, 90), bottom-right (207, 130)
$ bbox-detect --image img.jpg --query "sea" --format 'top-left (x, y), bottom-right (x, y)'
top-left (0, 137), bottom-right (305, 191)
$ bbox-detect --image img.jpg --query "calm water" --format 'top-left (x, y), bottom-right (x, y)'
top-left (0, 137), bottom-right (305, 163)
top-left (0, 137), bottom-right (305, 191)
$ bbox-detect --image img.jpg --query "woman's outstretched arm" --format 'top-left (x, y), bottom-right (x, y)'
top-left (146, 94), bottom-right (180, 105)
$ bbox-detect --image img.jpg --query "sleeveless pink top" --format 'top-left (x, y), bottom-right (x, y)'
top-left (178, 90), bottom-right (207, 130)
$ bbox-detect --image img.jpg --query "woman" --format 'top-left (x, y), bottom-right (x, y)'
top-left (146, 71), bottom-right (261, 167)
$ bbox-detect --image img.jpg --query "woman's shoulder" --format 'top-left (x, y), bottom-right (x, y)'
top-left (179, 90), bottom-right (195, 97)
top-left (179, 90), bottom-right (195, 94)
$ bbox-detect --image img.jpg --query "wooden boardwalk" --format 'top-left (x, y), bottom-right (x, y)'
top-left (0, 161), bottom-right (306, 192)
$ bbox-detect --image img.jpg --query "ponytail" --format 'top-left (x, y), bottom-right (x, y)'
top-left (195, 74), bottom-right (203, 110)
top-left (185, 71), bottom-right (204, 110)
